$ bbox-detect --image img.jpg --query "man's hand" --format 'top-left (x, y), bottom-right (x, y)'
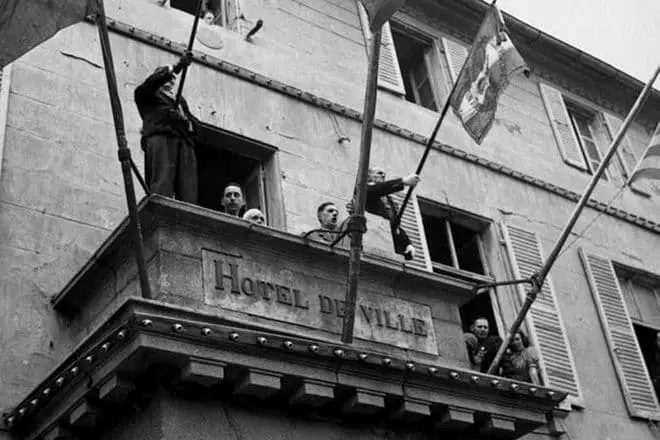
top-left (173, 51), bottom-right (193, 74)
top-left (402, 174), bottom-right (421, 187)
top-left (346, 200), bottom-right (355, 214)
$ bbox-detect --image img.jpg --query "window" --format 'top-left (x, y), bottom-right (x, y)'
top-left (581, 251), bottom-right (660, 419)
top-left (566, 104), bottom-right (608, 179)
top-left (419, 201), bottom-right (488, 277)
top-left (195, 124), bottom-right (284, 228)
top-left (170, 0), bottom-right (241, 30)
top-left (391, 30), bottom-right (438, 111)
top-left (540, 83), bottom-right (611, 178)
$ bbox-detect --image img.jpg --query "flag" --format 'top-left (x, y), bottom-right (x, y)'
top-left (359, 0), bottom-right (406, 32)
top-left (450, 5), bottom-right (528, 144)
top-left (0, 0), bottom-right (98, 69)
top-left (629, 122), bottom-right (660, 184)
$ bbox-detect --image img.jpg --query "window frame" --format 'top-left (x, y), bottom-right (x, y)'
top-left (195, 123), bottom-right (285, 229)
top-left (417, 198), bottom-right (493, 283)
top-left (565, 103), bottom-right (609, 179)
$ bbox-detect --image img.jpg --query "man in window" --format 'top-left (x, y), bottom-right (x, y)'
top-left (221, 183), bottom-right (246, 217)
top-left (134, 51), bottom-right (199, 203)
top-left (464, 317), bottom-right (502, 373)
top-left (365, 167), bottom-right (420, 260)
top-left (303, 202), bottom-right (349, 248)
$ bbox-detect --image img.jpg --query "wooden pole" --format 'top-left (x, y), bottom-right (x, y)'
top-left (341, 29), bottom-right (382, 344)
top-left (487, 65), bottom-right (660, 375)
top-left (95, 0), bottom-right (152, 299)
top-left (174, 0), bottom-right (205, 106)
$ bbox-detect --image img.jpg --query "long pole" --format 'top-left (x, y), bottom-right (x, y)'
top-left (341, 29), bottom-right (382, 344)
top-left (175, 0), bottom-right (205, 106)
top-left (95, 0), bottom-right (152, 300)
top-left (487, 65), bottom-right (660, 374)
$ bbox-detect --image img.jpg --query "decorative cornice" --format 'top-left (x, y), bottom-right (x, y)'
top-left (4, 300), bottom-right (565, 438)
top-left (97, 17), bottom-right (658, 235)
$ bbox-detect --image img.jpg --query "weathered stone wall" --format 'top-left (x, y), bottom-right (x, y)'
top-left (0, 0), bottom-right (659, 438)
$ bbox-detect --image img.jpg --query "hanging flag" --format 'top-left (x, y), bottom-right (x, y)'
top-left (629, 122), bottom-right (660, 184)
top-left (450, 4), bottom-right (528, 144)
top-left (0, 0), bottom-right (97, 69)
top-left (359, 0), bottom-right (406, 32)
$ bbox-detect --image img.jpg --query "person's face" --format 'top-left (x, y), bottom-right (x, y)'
top-left (319, 204), bottom-right (339, 230)
top-left (203, 12), bottom-right (215, 25)
top-left (222, 185), bottom-right (244, 214)
top-left (512, 333), bottom-right (524, 351)
top-left (472, 319), bottom-right (489, 340)
top-left (161, 77), bottom-right (176, 95)
top-left (368, 167), bottom-right (386, 183)
top-left (245, 210), bottom-right (265, 225)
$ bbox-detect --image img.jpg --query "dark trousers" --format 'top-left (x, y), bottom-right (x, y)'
top-left (144, 134), bottom-right (197, 203)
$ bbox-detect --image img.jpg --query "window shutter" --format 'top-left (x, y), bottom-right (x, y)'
top-left (441, 37), bottom-right (468, 84)
top-left (602, 113), bottom-right (652, 196)
top-left (579, 250), bottom-right (660, 420)
top-left (226, 0), bottom-right (243, 34)
top-left (538, 83), bottom-right (588, 171)
top-left (390, 192), bottom-right (432, 271)
top-left (356, 2), bottom-right (406, 95)
top-left (502, 224), bottom-right (583, 402)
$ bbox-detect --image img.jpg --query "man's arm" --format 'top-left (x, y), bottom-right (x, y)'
top-left (366, 178), bottom-right (404, 198)
top-left (134, 66), bottom-right (174, 104)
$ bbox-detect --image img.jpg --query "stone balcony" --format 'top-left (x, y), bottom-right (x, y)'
top-left (2, 196), bottom-right (566, 439)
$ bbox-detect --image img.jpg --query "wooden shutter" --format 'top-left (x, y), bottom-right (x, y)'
top-left (502, 224), bottom-right (583, 402)
top-left (602, 113), bottom-right (652, 196)
top-left (538, 83), bottom-right (588, 171)
top-left (356, 2), bottom-right (406, 95)
top-left (226, 0), bottom-right (243, 34)
top-left (441, 37), bottom-right (468, 84)
top-left (244, 163), bottom-right (267, 213)
top-left (579, 250), bottom-right (660, 420)
top-left (390, 193), bottom-right (432, 271)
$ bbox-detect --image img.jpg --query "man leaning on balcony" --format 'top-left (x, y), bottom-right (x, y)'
top-left (135, 51), bottom-right (200, 203)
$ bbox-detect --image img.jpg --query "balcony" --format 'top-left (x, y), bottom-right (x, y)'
top-left (3, 196), bottom-right (566, 439)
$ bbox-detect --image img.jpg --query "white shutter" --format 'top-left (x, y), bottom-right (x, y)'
top-left (390, 193), bottom-right (432, 271)
top-left (356, 2), bottom-right (405, 95)
top-left (579, 250), bottom-right (660, 420)
top-left (502, 224), bottom-right (583, 402)
top-left (441, 37), bottom-right (468, 84)
top-left (602, 113), bottom-right (652, 196)
top-left (538, 83), bottom-right (588, 171)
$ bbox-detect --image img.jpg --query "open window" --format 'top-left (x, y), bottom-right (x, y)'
top-left (390, 29), bottom-right (439, 111)
top-left (417, 200), bottom-right (497, 337)
top-left (565, 102), bottom-right (608, 180)
top-left (195, 125), bottom-right (283, 228)
top-left (170, 0), bottom-right (241, 29)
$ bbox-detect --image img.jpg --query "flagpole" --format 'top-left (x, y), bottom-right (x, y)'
top-left (174, 0), bottom-right (205, 106)
top-left (341, 29), bottom-right (382, 344)
top-left (487, 65), bottom-right (660, 375)
top-left (391, 78), bottom-right (461, 231)
top-left (95, 0), bottom-right (152, 300)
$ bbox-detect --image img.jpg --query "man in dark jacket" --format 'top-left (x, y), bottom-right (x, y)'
top-left (365, 167), bottom-right (420, 260)
top-left (135, 51), bottom-right (199, 203)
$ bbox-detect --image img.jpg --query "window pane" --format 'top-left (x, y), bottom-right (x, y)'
top-left (421, 216), bottom-right (453, 266)
top-left (450, 221), bottom-right (484, 275)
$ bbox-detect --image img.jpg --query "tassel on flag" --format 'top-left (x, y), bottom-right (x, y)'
top-left (628, 122), bottom-right (660, 184)
top-left (450, 4), bottom-right (528, 144)
top-left (359, 0), bottom-right (406, 32)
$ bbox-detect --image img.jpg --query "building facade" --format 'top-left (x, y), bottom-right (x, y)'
top-left (1, 0), bottom-right (659, 439)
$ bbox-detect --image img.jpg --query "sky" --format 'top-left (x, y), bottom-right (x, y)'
top-left (499, 0), bottom-right (660, 87)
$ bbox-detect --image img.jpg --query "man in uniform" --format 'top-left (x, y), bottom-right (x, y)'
top-left (365, 167), bottom-right (420, 260)
top-left (304, 202), bottom-right (349, 247)
top-left (135, 51), bottom-right (199, 203)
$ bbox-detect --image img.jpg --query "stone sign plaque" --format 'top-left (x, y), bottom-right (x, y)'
top-left (202, 249), bottom-right (438, 355)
